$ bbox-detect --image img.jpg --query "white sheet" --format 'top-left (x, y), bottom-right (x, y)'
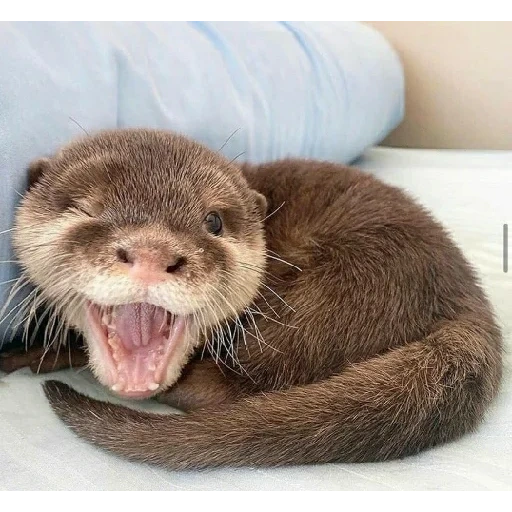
top-left (2, 147), bottom-right (512, 490)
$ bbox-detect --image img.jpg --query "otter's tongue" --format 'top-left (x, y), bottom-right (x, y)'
top-left (115, 303), bottom-right (167, 351)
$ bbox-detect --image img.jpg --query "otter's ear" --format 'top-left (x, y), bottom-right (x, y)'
top-left (27, 158), bottom-right (51, 190)
top-left (252, 190), bottom-right (267, 218)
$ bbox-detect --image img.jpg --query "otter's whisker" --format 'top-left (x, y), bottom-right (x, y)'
top-left (265, 248), bottom-right (303, 272)
top-left (254, 290), bottom-right (280, 319)
top-left (69, 116), bottom-right (90, 136)
top-left (196, 299), bottom-right (216, 363)
top-left (28, 300), bottom-right (55, 348)
top-left (246, 306), bottom-right (298, 329)
top-left (262, 201), bottom-right (285, 222)
top-left (53, 292), bottom-right (85, 349)
top-left (206, 284), bottom-right (259, 377)
top-left (214, 266), bottom-right (286, 322)
top-left (213, 323), bottom-right (248, 377)
top-left (260, 283), bottom-right (296, 313)
top-left (0, 277), bottom-right (22, 286)
top-left (44, 300), bottom-right (68, 350)
top-left (68, 339), bottom-right (74, 371)
top-left (203, 290), bottom-right (240, 372)
top-left (265, 254), bottom-right (302, 272)
top-left (35, 342), bottom-right (53, 374)
top-left (246, 308), bottom-right (283, 355)
top-left (0, 274), bottom-right (30, 321)
top-left (209, 264), bottom-right (287, 358)
top-left (0, 279), bottom-right (28, 325)
top-left (217, 128), bottom-right (241, 153)
top-left (201, 282), bottom-right (249, 376)
top-left (0, 286), bottom-right (38, 336)
top-left (0, 290), bottom-right (38, 345)
top-left (237, 263), bottom-right (283, 285)
top-left (228, 152), bottom-right (245, 165)
top-left (235, 320), bottom-right (250, 358)
top-left (225, 324), bottom-right (239, 365)
top-left (221, 324), bottom-right (243, 374)
top-left (236, 312), bottom-right (263, 354)
top-left (211, 266), bottom-right (285, 357)
top-left (50, 336), bottom-right (64, 373)
top-left (21, 289), bottom-right (49, 349)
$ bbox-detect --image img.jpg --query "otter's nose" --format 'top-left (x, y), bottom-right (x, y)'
top-left (116, 247), bottom-right (186, 284)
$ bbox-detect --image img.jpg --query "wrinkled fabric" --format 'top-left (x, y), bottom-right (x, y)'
top-left (0, 21), bottom-right (404, 344)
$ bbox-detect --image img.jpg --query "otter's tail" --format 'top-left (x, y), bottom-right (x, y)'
top-left (43, 316), bottom-right (502, 469)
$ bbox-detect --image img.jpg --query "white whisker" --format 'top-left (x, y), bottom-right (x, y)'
top-left (0, 277), bottom-right (22, 286)
top-left (260, 283), bottom-right (296, 313)
top-left (35, 343), bottom-right (52, 374)
top-left (262, 201), bottom-right (285, 222)
top-left (0, 286), bottom-right (37, 332)
top-left (265, 254), bottom-right (302, 272)
top-left (246, 306), bottom-right (297, 329)
top-left (202, 282), bottom-right (251, 377)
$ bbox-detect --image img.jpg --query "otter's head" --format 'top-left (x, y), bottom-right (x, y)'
top-left (13, 129), bottom-right (267, 398)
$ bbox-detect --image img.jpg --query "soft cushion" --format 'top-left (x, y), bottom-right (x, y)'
top-left (0, 21), bottom-right (404, 344)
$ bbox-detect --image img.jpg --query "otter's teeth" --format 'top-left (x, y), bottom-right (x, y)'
top-left (111, 377), bottom-right (125, 393)
top-left (148, 382), bottom-right (159, 391)
top-left (134, 354), bottom-right (142, 382)
top-left (148, 353), bottom-right (157, 372)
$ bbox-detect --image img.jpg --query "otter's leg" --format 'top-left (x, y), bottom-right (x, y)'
top-left (0, 339), bottom-right (87, 374)
top-left (156, 358), bottom-right (245, 412)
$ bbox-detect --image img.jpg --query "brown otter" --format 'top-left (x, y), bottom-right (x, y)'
top-left (7, 129), bottom-right (503, 468)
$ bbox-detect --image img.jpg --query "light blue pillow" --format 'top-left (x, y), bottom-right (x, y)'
top-left (0, 21), bottom-right (403, 345)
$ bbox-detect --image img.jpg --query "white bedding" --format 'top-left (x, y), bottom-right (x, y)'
top-left (2, 147), bottom-right (512, 491)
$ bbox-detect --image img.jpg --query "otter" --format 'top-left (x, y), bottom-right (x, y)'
top-left (4, 129), bottom-right (502, 469)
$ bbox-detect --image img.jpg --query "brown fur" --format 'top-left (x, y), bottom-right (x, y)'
top-left (0, 336), bottom-right (86, 374)
top-left (12, 129), bottom-right (503, 468)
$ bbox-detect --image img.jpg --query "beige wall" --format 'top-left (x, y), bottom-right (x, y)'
top-left (365, 22), bottom-right (512, 150)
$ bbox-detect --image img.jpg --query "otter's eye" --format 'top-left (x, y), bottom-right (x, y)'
top-left (204, 212), bottom-right (223, 236)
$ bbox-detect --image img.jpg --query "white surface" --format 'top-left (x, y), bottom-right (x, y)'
top-left (2, 147), bottom-right (512, 490)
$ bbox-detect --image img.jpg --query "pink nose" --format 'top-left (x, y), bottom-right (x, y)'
top-left (116, 247), bottom-right (186, 284)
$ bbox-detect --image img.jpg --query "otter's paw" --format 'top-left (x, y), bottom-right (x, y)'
top-left (0, 344), bottom-right (87, 374)
top-left (0, 345), bottom-right (45, 373)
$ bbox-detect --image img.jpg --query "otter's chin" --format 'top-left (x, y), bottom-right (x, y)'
top-left (85, 301), bottom-right (188, 399)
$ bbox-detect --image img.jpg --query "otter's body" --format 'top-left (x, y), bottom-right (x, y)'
top-left (10, 129), bottom-right (502, 468)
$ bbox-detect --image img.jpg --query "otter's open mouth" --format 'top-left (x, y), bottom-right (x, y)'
top-left (86, 302), bottom-right (187, 399)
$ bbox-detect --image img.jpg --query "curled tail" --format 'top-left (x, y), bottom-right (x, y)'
top-left (43, 315), bottom-right (502, 469)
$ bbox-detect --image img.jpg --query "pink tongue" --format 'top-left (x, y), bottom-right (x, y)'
top-left (115, 303), bottom-right (167, 349)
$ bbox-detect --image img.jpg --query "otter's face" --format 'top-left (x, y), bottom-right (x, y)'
top-left (13, 130), bottom-right (267, 398)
